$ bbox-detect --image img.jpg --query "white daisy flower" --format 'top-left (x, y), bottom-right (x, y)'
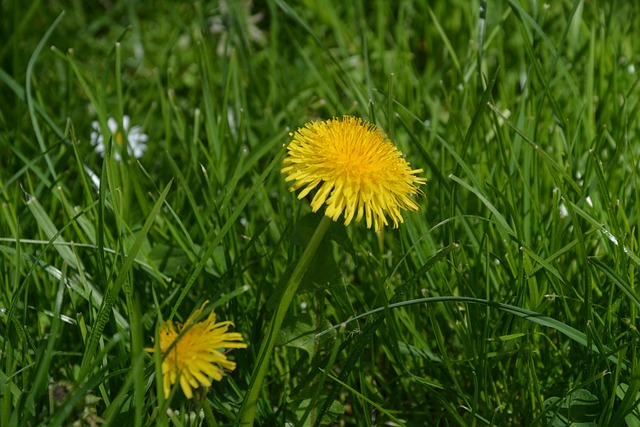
top-left (90, 115), bottom-right (148, 161)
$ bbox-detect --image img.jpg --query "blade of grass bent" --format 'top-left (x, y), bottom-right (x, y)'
top-left (4, 197), bottom-right (103, 355)
top-left (317, 280), bottom-right (626, 424)
top-left (316, 296), bottom-right (623, 368)
top-left (26, 196), bottom-right (81, 271)
top-left (25, 11), bottom-right (65, 180)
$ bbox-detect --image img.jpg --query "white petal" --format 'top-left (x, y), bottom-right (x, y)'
top-left (559, 204), bottom-right (568, 218)
top-left (132, 141), bottom-right (147, 158)
top-left (107, 117), bottom-right (118, 133)
top-left (84, 165), bottom-right (101, 188)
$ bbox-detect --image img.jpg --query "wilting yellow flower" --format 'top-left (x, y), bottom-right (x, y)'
top-left (282, 116), bottom-right (426, 231)
top-left (147, 302), bottom-right (247, 399)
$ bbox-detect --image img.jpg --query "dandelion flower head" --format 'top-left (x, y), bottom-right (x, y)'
top-left (281, 116), bottom-right (426, 231)
top-left (147, 302), bottom-right (247, 399)
top-left (90, 115), bottom-right (148, 161)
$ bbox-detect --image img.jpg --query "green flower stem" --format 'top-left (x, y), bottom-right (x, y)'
top-left (239, 215), bottom-right (332, 426)
top-left (201, 395), bottom-right (219, 427)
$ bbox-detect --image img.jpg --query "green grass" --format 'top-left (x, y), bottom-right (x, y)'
top-left (2, 0), bottom-right (640, 425)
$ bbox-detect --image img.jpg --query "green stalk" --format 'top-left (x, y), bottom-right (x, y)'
top-left (238, 215), bottom-right (332, 426)
top-left (200, 395), bottom-right (219, 427)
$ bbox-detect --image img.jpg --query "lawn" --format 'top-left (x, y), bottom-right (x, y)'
top-left (1, 1), bottom-right (640, 426)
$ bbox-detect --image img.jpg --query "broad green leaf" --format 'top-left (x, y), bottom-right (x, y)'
top-left (543, 389), bottom-right (600, 426)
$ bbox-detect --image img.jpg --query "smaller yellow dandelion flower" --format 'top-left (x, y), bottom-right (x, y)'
top-left (147, 302), bottom-right (247, 399)
top-left (281, 116), bottom-right (426, 231)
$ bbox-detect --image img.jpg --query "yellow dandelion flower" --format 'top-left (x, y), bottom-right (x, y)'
top-left (281, 115), bottom-right (426, 231)
top-left (147, 302), bottom-right (247, 399)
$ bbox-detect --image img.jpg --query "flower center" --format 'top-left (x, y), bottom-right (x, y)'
top-left (343, 155), bottom-right (372, 178)
top-left (115, 131), bottom-right (124, 146)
